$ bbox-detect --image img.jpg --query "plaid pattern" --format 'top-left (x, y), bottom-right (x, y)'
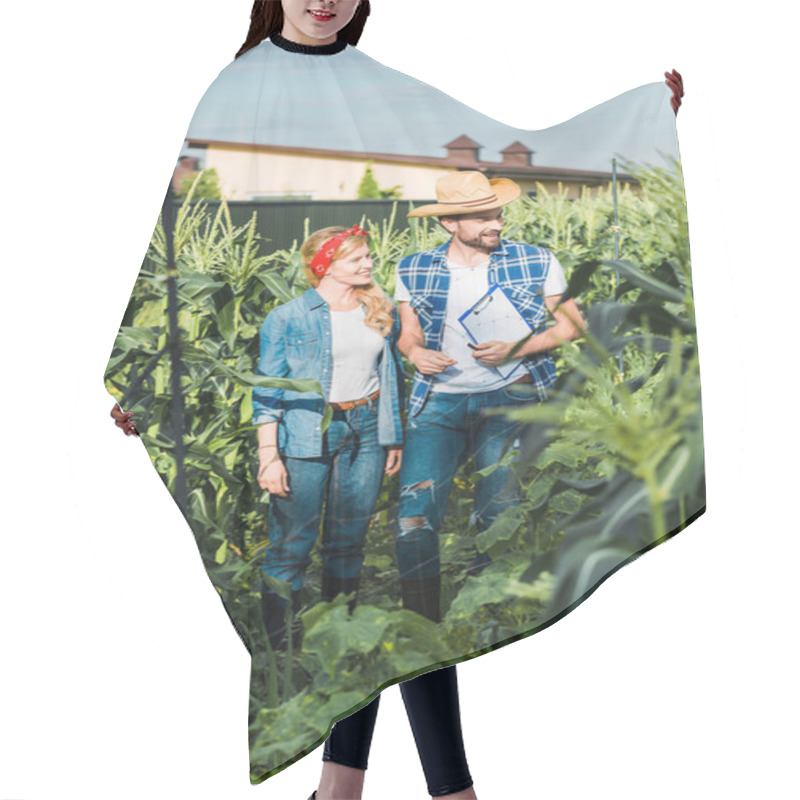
top-left (398, 238), bottom-right (559, 416)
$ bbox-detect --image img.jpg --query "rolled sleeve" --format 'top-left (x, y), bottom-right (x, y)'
top-left (394, 266), bottom-right (411, 303)
top-left (544, 252), bottom-right (568, 297)
top-left (252, 310), bottom-right (288, 426)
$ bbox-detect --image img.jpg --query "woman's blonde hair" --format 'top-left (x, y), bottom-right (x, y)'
top-left (300, 227), bottom-right (394, 338)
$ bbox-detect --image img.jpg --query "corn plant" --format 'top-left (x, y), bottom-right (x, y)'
top-left (104, 160), bottom-right (702, 782)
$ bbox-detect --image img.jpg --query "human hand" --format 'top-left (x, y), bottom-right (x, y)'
top-left (258, 457), bottom-right (290, 497)
top-left (385, 446), bottom-right (403, 476)
top-left (665, 69), bottom-right (684, 116)
top-left (409, 346), bottom-right (457, 375)
top-left (470, 340), bottom-right (514, 367)
top-left (110, 402), bottom-right (139, 436)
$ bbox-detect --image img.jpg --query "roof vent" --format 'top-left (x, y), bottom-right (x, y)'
top-left (444, 134), bottom-right (482, 164)
top-left (500, 141), bottom-right (534, 167)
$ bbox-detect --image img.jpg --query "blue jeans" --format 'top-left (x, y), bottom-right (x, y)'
top-left (396, 383), bottom-right (535, 580)
top-left (262, 399), bottom-right (385, 590)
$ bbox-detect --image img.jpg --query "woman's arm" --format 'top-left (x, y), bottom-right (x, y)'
top-left (253, 309), bottom-right (292, 496)
top-left (256, 421), bottom-right (290, 496)
top-left (258, 421), bottom-right (280, 450)
top-left (252, 310), bottom-right (290, 426)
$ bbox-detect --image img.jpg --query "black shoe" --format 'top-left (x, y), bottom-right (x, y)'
top-left (400, 574), bottom-right (441, 623)
top-left (320, 573), bottom-right (360, 612)
top-left (466, 549), bottom-right (491, 576)
top-left (261, 589), bottom-right (289, 651)
top-left (261, 585), bottom-right (303, 652)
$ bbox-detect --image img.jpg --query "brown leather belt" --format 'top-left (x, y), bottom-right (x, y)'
top-left (329, 389), bottom-right (381, 412)
top-left (512, 374), bottom-right (533, 384)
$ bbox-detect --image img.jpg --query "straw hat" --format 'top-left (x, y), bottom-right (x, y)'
top-left (407, 171), bottom-right (521, 218)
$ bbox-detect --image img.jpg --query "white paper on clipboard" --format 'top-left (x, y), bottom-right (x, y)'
top-left (458, 283), bottom-right (533, 380)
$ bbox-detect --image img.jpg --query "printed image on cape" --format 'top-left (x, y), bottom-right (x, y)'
top-left (104, 33), bottom-right (705, 783)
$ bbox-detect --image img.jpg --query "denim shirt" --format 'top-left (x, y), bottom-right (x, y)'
top-left (252, 287), bottom-right (405, 457)
top-left (397, 238), bottom-right (559, 416)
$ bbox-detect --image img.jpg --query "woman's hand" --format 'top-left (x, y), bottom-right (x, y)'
top-left (258, 456), bottom-right (291, 497)
top-left (110, 403), bottom-right (139, 436)
top-left (385, 446), bottom-right (403, 477)
top-left (665, 69), bottom-right (684, 115)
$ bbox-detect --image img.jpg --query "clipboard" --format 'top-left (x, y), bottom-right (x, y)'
top-left (458, 283), bottom-right (533, 380)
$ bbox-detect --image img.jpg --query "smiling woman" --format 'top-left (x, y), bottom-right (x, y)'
top-left (282, 0), bottom-right (362, 45)
top-left (236, 0), bottom-right (370, 56)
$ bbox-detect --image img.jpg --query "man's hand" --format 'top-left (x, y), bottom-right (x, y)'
top-left (385, 446), bottom-right (403, 476)
top-left (665, 69), bottom-right (684, 116)
top-left (110, 402), bottom-right (139, 436)
top-left (409, 346), bottom-right (457, 375)
top-left (470, 340), bottom-right (515, 367)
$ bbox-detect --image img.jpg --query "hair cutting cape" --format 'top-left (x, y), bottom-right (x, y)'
top-left (104, 34), bottom-right (705, 783)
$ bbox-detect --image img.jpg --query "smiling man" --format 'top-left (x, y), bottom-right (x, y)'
top-left (393, 170), bottom-right (585, 621)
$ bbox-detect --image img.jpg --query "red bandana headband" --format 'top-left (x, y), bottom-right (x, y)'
top-left (309, 225), bottom-right (370, 278)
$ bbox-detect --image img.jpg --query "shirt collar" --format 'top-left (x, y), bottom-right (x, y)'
top-left (269, 33), bottom-right (348, 56)
top-left (303, 287), bottom-right (327, 310)
top-left (431, 239), bottom-right (451, 264)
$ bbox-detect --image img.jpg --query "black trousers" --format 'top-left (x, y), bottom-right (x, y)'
top-left (323, 665), bottom-right (473, 797)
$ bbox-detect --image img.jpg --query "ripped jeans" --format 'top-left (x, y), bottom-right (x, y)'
top-left (395, 383), bottom-right (535, 580)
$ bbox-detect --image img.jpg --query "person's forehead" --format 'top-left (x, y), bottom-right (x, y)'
top-left (460, 208), bottom-right (503, 221)
top-left (341, 240), bottom-right (370, 255)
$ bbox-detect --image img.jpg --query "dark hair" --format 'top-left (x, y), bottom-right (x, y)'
top-left (236, 1), bottom-right (371, 59)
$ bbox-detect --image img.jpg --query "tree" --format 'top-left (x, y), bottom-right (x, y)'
top-left (178, 168), bottom-right (222, 201)
top-left (357, 162), bottom-right (381, 199)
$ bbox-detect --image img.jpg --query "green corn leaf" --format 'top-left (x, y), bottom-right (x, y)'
top-left (600, 258), bottom-right (686, 303)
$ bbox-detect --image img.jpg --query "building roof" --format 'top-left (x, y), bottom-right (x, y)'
top-left (185, 138), bottom-right (637, 185)
top-left (501, 141), bottom-right (534, 155)
top-left (445, 134), bottom-right (483, 150)
top-left (185, 40), bottom-right (678, 174)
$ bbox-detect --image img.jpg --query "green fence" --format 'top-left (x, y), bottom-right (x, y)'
top-left (182, 198), bottom-right (434, 253)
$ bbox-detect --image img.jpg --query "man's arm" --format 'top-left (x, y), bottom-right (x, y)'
top-left (516, 295), bottom-right (585, 357)
top-left (397, 300), bottom-right (425, 359)
top-left (397, 301), bottom-right (457, 375)
top-left (470, 295), bottom-right (585, 367)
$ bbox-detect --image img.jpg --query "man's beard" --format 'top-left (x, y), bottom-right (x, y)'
top-left (457, 231), bottom-right (500, 253)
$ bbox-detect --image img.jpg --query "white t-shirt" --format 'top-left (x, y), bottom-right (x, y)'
top-left (328, 304), bottom-right (384, 403)
top-left (394, 251), bottom-right (567, 394)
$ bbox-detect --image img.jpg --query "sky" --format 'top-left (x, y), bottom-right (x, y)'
top-left (185, 42), bottom-right (677, 172)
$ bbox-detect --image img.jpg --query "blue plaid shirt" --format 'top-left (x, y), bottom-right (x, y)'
top-left (398, 238), bottom-right (559, 416)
